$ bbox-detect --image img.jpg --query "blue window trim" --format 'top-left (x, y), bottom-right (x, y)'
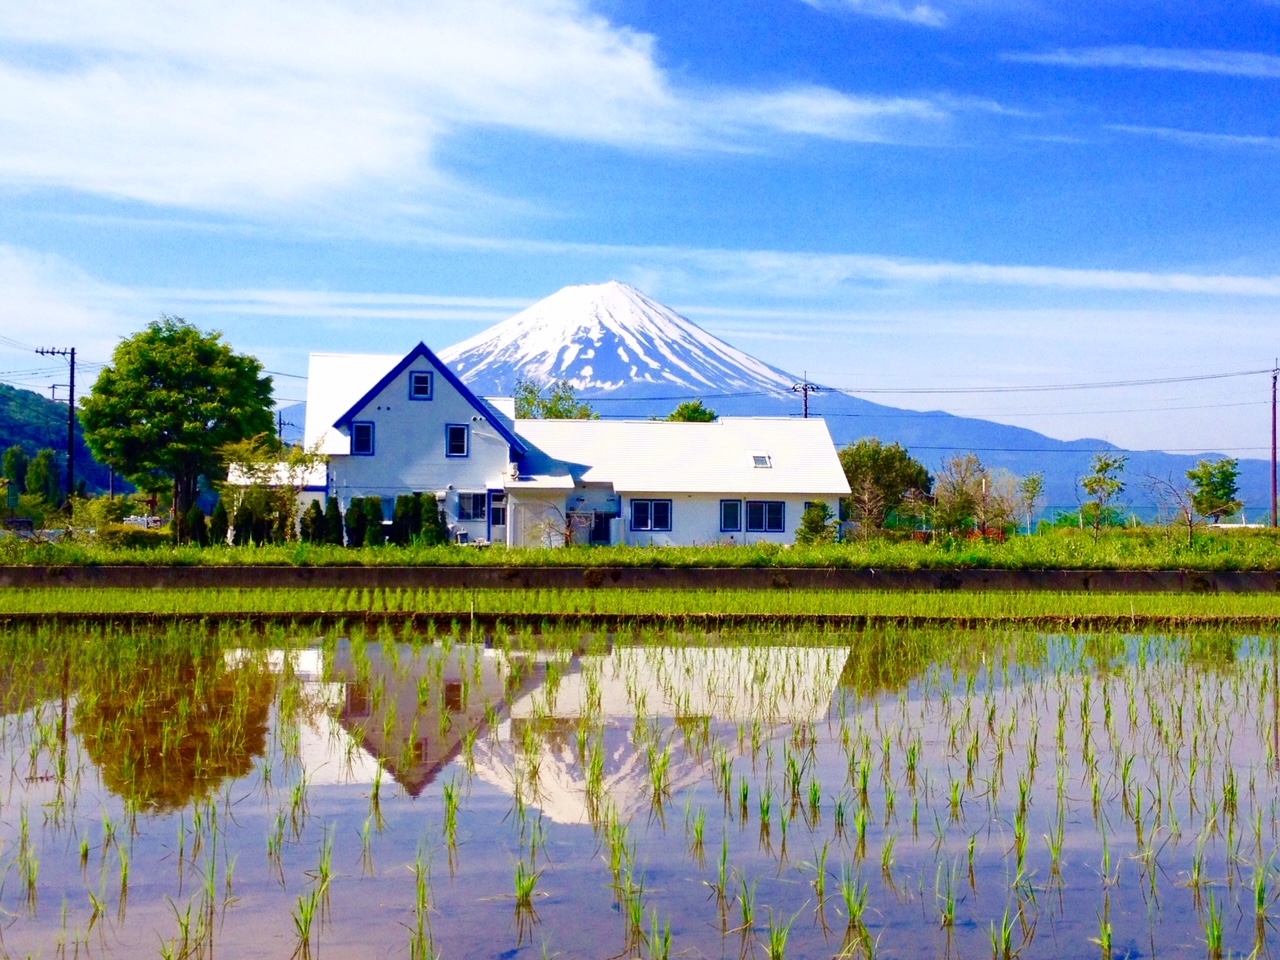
top-left (630, 498), bottom-right (673, 532)
top-left (745, 500), bottom-right (785, 533)
top-left (351, 421), bottom-right (375, 456)
top-left (408, 370), bottom-right (434, 401)
top-left (720, 499), bottom-right (742, 532)
top-left (445, 423), bottom-right (469, 458)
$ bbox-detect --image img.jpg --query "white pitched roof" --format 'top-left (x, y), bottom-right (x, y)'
top-left (304, 352), bottom-right (401, 455)
top-left (513, 417), bottom-right (850, 495)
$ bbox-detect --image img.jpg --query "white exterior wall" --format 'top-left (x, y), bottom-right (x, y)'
top-left (619, 492), bottom-right (839, 546)
top-left (327, 359), bottom-right (512, 533)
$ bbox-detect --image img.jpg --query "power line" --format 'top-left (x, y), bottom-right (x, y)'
top-left (832, 368), bottom-right (1271, 396)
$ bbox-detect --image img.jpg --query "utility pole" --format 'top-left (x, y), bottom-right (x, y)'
top-left (36, 347), bottom-right (76, 504)
top-left (1272, 361), bottom-right (1277, 528)
top-left (792, 372), bottom-right (819, 419)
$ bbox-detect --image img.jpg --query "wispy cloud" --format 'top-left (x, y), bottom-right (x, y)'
top-left (1003, 45), bottom-right (1280, 78)
top-left (414, 235), bottom-right (1280, 299)
top-left (799, 0), bottom-right (947, 27)
top-left (1108, 124), bottom-right (1280, 149)
top-left (0, 0), bottom-right (959, 214)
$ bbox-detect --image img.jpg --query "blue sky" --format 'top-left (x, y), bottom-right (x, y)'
top-left (1, 0), bottom-right (1278, 455)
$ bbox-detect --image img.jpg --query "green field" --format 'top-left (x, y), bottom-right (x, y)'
top-left (4, 585), bottom-right (1280, 621)
top-left (3, 525), bottom-right (1280, 569)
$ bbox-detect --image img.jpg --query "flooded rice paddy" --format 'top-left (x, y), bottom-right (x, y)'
top-left (1, 625), bottom-right (1278, 959)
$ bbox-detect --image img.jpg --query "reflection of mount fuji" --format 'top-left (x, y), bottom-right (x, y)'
top-left (294, 643), bottom-right (860, 820)
top-left (473, 646), bottom-right (852, 824)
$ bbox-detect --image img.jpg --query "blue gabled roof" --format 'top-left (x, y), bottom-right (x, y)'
top-left (332, 342), bottom-right (527, 455)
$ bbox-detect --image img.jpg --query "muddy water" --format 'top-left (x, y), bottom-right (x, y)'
top-left (0, 630), bottom-right (1277, 959)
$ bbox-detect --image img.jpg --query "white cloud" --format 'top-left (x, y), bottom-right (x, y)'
top-left (1003, 46), bottom-right (1280, 78)
top-left (1108, 124), bottom-right (1280, 150)
top-left (0, 0), bottom-right (955, 213)
top-left (433, 236), bottom-right (1280, 298)
top-left (800, 0), bottom-right (948, 27)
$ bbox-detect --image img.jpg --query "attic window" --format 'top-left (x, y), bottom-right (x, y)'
top-left (409, 371), bottom-right (433, 400)
top-left (751, 453), bottom-right (772, 469)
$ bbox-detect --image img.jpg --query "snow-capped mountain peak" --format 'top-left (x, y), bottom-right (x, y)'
top-left (438, 281), bottom-right (797, 397)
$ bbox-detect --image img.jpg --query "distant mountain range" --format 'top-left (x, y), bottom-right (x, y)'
top-left (0, 383), bottom-right (113, 494)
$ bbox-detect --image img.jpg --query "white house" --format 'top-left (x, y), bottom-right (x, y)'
top-left (302, 342), bottom-right (850, 546)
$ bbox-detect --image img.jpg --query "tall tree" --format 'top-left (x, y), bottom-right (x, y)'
top-left (3, 445), bottom-right (29, 494)
top-left (1186, 458), bottom-right (1241, 523)
top-left (25, 448), bottom-right (61, 504)
top-left (1080, 453), bottom-right (1127, 542)
top-left (667, 399), bottom-right (717, 422)
top-left (514, 379), bottom-right (598, 419)
top-left (80, 316), bottom-right (274, 534)
top-left (837, 438), bottom-right (932, 533)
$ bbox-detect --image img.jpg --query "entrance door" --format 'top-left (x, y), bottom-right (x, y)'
top-left (590, 511), bottom-right (611, 545)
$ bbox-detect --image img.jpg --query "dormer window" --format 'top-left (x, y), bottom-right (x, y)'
top-left (751, 453), bottom-right (772, 469)
top-left (409, 371), bottom-right (433, 400)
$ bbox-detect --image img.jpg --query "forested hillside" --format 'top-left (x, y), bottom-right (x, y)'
top-left (0, 383), bottom-right (112, 493)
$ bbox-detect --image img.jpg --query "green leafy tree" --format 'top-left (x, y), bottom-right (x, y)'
top-left (1017, 472), bottom-right (1044, 535)
top-left (514, 379), bottom-right (598, 419)
top-left (25, 448), bottom-right (61, 504)
top-left (300, 500), bottom-right (325, 543)
top-left (209, 500), bottom-right (230, 546)
top-left (345, 497), bottom-right (367, 548)
top-left (667, 400), bottom-right (717, 422)
top-left (79, 316), bottom-right (274, 537)
top-left (838, 438), bottom-right (932, 533)
top-left (1080, 454), bottom-right (1127, 542)
top-left (795, 502), bottom-right (837, 544)
top-left (3, 445), bottom-right (29, 494)
top-left (362, 497), bottom-right (386, 546)
top-left (323, 496), bottom-right (344, 546)
top-left (1186, 458), bottom-right (1241, 523)
top-left (186, 503), bottom-right (209, 547)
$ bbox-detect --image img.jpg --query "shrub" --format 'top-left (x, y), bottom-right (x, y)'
top-left (209, 501), bottom-right (229, 546)
top-left (95, 523), bottom-right (169, 549)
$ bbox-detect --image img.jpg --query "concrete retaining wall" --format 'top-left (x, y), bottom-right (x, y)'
top-left (2, 566), bottom-right (1278, 592)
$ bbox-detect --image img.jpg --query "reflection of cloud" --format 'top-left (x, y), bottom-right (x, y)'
top-left (471, 646), bottom-right (850, 825)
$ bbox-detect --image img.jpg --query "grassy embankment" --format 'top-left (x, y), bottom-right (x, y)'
top-left (4, 586), bottom-right (1280, 627)
top-left (3, 526), bottom-right (1280, 569)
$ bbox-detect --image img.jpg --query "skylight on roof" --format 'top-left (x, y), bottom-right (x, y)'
top-left (751, 453), bottom-right (772, 469)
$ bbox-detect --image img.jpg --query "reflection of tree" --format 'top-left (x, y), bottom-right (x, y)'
top-left (838, 632), bottom-right (933, 700)
top-left (75, 645), bottom-right (273, 811)
top-left (1186, 632), bottom-right (1236, 671)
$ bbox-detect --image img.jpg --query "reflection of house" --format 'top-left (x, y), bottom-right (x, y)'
top-left (472, 646), bottom-right (852, 824)
top-left (323, 641), bottom-right (545, 796)
top-left (303, 343), bottom-right (849, 545)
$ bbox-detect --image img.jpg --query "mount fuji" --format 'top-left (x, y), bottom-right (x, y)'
top-left (438, 280), bottom-right (796, 398)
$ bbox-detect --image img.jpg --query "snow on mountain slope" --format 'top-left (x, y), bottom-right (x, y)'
top-left (438, 281), bottom-right (797, 397)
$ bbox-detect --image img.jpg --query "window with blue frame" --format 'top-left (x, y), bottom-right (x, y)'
top-left (457, 492), bottom-right (486, 521)
top-left (352, 421), bottom-right (374, 456)
top-left (746, 500), bottom-right (785, 533)
top-left (720, 499), bottom-right (742, 532)
top-left (409, 371), bottom-right (434, 400)
top-left (445, 424), bottom-right (469, 457)
top-left (630, 499), bottom-right (672, 532)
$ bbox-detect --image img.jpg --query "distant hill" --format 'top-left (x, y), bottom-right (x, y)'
top-left (0, 383), bottom-right (114, 494)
